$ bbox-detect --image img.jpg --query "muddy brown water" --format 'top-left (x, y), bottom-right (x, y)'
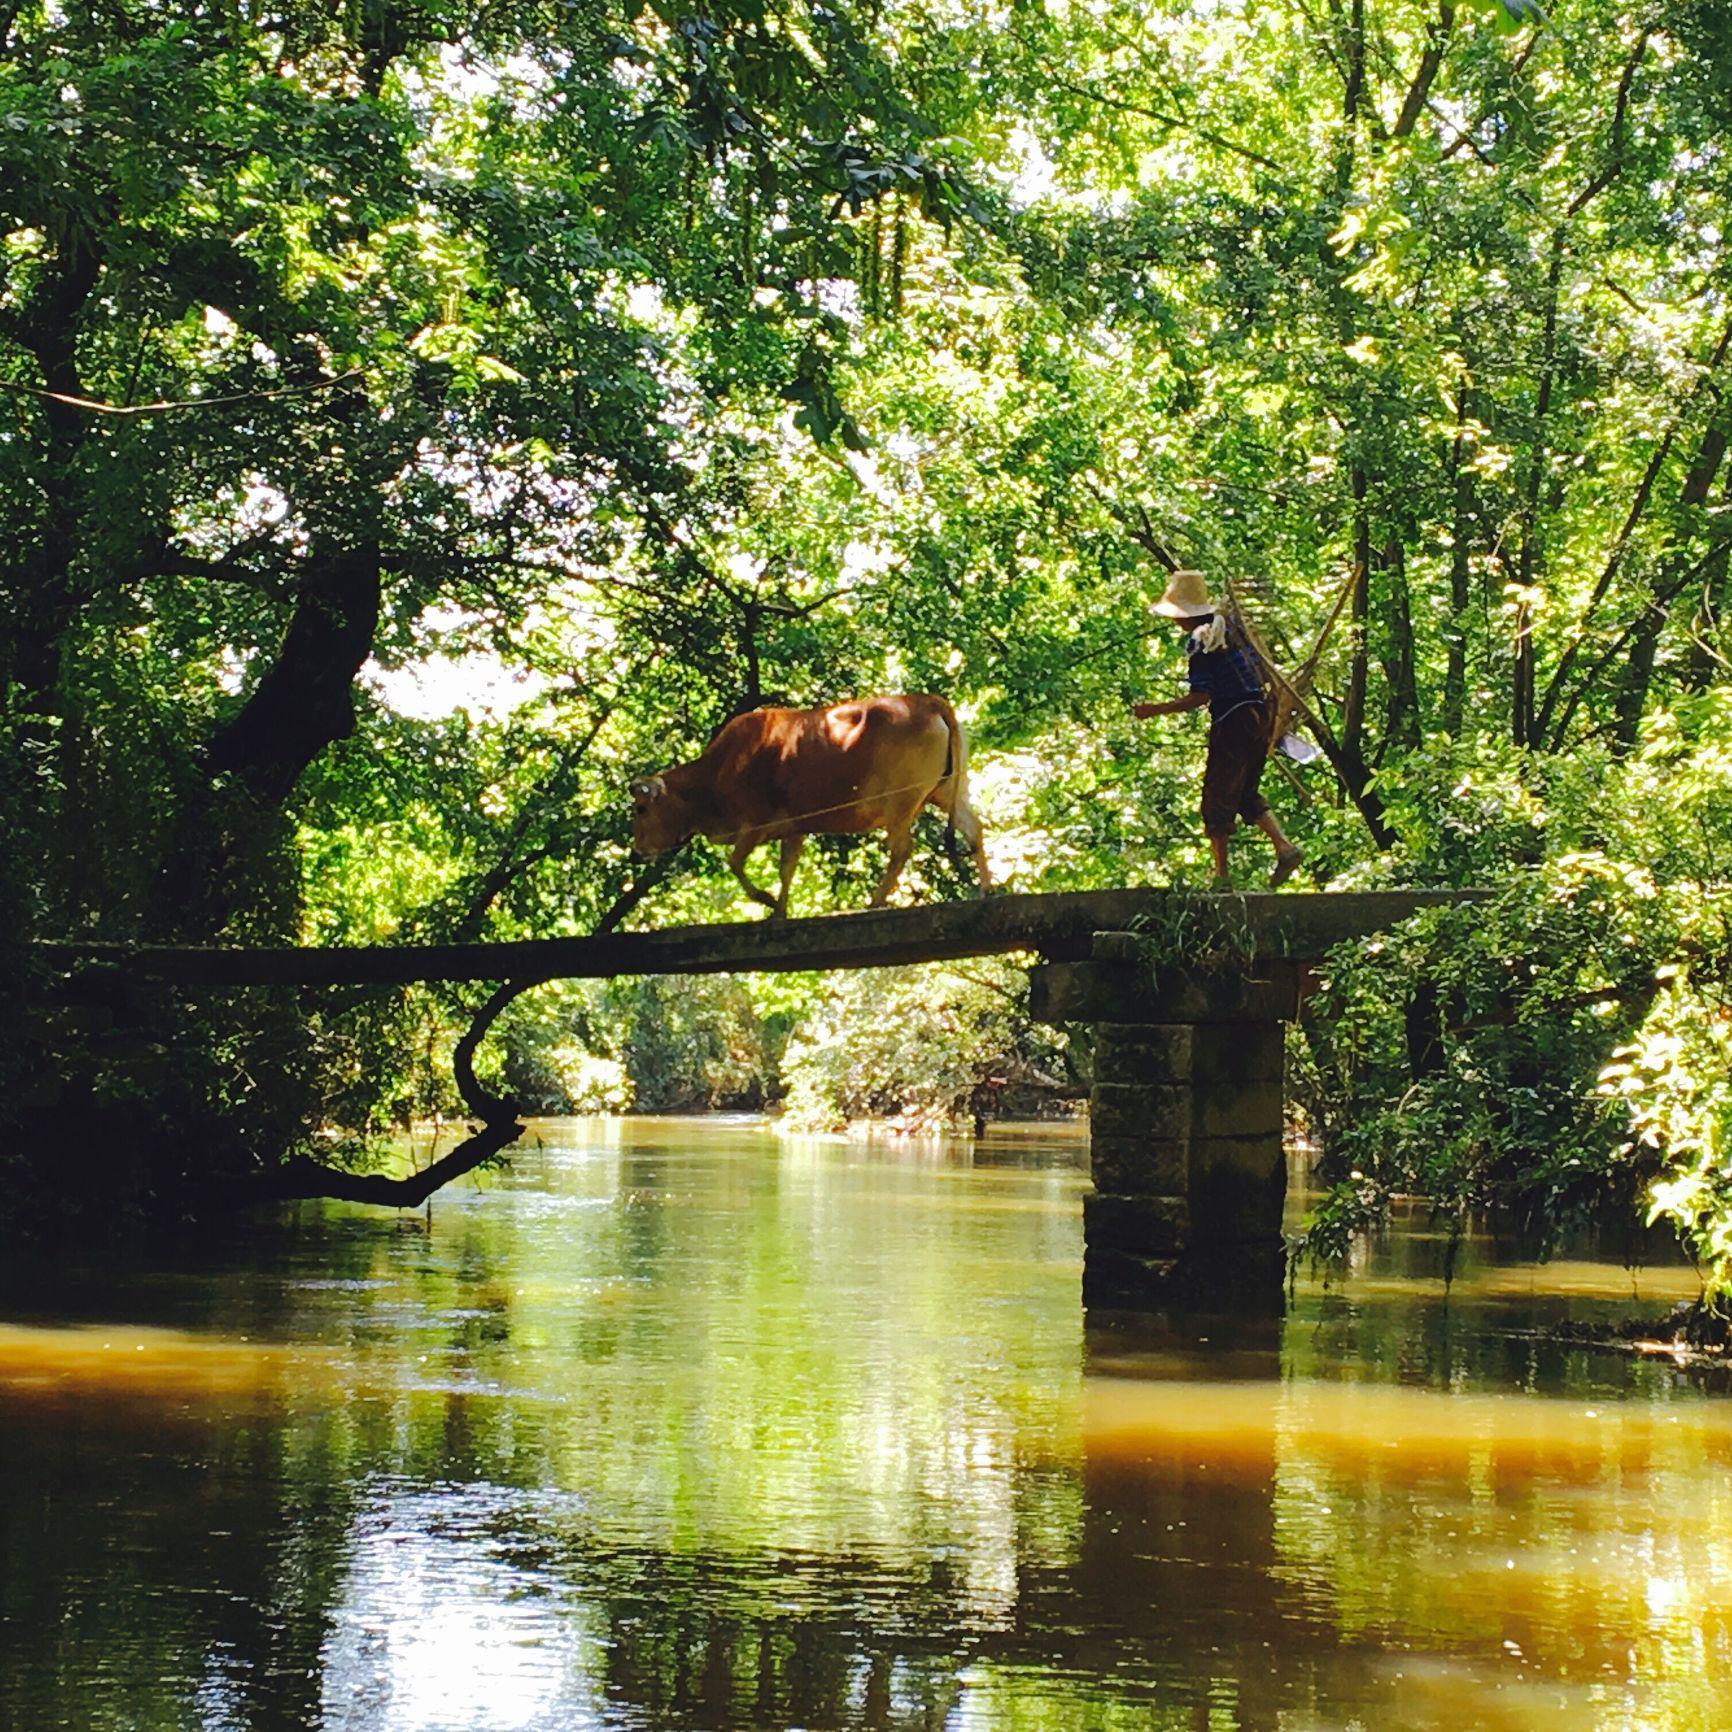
top-left (1, 1118), bottom-right (1726, 1730)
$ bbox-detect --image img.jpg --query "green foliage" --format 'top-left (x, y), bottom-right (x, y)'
top-left (491, 982), bottom-right (636, 1113)
top-left (5, 0), bottom-right (1732, 1261)
top-left (601, 975), bottom-right (795, 1111)
top-left (779, 960), bottom-right (1070, 1132)
top-left (1603, 980), bottom-right (1732, 1301)
top-left (1294, 849), bottom-right (1731, 1279)
top-left (1291, 694), bottom-right (1732, 1287)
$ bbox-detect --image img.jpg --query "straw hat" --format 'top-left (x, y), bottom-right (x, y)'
top-left (1152, 568), bottom-right (1217, 619)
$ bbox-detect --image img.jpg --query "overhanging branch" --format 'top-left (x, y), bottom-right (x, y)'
top-left (260, 977), bottom-right (539, 1208)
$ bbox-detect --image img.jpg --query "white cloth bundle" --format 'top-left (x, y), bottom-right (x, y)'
top-left (1190, 612), bottom-right (1230, 654)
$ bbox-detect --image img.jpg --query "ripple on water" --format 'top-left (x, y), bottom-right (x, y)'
top-left (1, 1122), bottom-right (1727, 1732)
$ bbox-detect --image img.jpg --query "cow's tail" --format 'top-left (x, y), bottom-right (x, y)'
top-left (933, 697), bottom-right (991, 892)
top-left (937, 698), bottom-right (968, 860)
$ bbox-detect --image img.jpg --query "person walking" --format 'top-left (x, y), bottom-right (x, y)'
top-left (1131, 568), bottom-right (1305, 892)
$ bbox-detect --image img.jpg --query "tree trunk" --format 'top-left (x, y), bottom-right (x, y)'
top-left (1293, 701), bottom-right (1396, 850)
top-left (155, 545), bottom-right (382, 937)
top-left (1339, 0), bottom-right (1366, 185)
top-left (1512, 596), bottom-right (1536, 747)
top-left (1442, 383), bottom-right (1473, 735)
top-left (1405, 979), bottom-right (1445, 1080)
top-left (1379, 533), bottom-right (1421, 753)
top-left (204, 546), bottom-right (383, 805)
top-left (1341, 469), bottom-right (1371, 764)
top-left (1611, 606), bottom-right (1662, 750)
top-left (739, 598), bottom-right (764, 711)
top-left (1611, 415), bottom-right (1730, 743)
top-left (1514, 235), bottom-right (1566, 747)
top-left (1685, 472), bottom-right (1732, 691)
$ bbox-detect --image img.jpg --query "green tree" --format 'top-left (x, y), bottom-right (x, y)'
top-left (7, 0), bottom-right (1731, 1279)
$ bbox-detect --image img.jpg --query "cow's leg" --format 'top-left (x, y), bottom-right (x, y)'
top-left (870, 821), bottom-right (918, 908)
top-left (773, 834), bottom-right (805, 919)
top-left (727, 836), bottom-right (779, 912)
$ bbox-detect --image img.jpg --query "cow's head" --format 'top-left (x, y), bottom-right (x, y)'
top-left (628, 773), bottom-right (691, 858)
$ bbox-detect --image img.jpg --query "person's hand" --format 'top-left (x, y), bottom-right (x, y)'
top-left (1131, 700), bottom-right (1163, 720)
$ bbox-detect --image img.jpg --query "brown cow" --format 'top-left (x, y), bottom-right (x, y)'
top-left (628, 694), bottom-right (991, 916)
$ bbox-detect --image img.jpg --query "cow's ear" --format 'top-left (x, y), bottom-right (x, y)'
top-left (629, 776), bottom-right (666, 801)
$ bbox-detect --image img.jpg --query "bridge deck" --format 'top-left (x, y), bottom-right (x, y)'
top-left (38, 889), bottom-right (1481, 989)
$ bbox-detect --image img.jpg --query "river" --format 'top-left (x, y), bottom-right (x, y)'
top-left (0, 1117), bottom-right (1726, 1730)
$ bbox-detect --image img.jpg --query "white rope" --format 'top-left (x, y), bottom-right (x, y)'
top-left (680, 772), bottom-right (964, 848)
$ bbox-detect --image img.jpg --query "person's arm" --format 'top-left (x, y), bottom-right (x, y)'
top-left (1132, 693), bottom-right (1209, 720)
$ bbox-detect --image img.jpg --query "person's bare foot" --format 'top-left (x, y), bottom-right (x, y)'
top-left (1269, 846), bottom-right (1304, 889)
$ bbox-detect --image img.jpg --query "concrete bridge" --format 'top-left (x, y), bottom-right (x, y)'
top-left (43, 888), bottom-right (1478, 1310)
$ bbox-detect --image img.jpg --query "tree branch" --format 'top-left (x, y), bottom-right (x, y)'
top-left (0, 369), bottom-right (364, 417)
top-left (449, 701), bottom-right (618, 940)
top-left (143, 530), bottom-right (294, 596)
top-left (1565, 32), bottom-right (1648, 219)
top-left (1537, 315), bottom-right (1732, 744)
top-left (1391, 2), bottom-right (1454, 141)
top-left (1081, 479), bottom-right (1183, 570)
top-left (592, 855), bottom-right (678, 935)
top-left (262, 978), bottom-right (534, 1207)
top-left (1439, 28), bottom-right (1540, 161)
top-left (1546, 537), bottom-right (1732, 746)
top-left (251, 849), bottom-right (685, 1208)
top-left (1045, 76), bottom-right (1292, 179)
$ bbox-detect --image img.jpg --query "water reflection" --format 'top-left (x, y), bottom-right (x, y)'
top-left (1, 1118), bottom-right (1727, 1730)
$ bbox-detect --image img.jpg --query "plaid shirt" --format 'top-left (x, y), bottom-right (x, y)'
top-left (1185, 616), bottom-right (1266, 719)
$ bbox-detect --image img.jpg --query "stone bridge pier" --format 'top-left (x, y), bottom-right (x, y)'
top-left (1031, 935), bottom-right (1305, 1311)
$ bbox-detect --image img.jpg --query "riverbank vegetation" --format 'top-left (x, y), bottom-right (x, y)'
top-left (5, 0), bottom-right (1729, 1291)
